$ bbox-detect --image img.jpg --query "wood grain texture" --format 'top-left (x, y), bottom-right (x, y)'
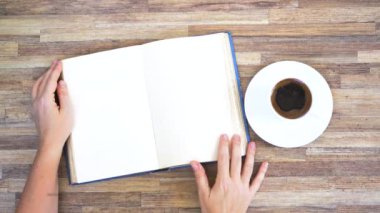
top-left (0, 0), bottom-right (379, 212)
top-left (269, 7), bottom-right (380, 23)
top-left (189, 23), bottom-right (376, 37)
top-left (0, 41), bottom-right (18, 56)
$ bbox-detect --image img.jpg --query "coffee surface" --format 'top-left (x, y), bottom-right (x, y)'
top-left (276, 82), bottom-right (306, 111)
top-left (271, 78), bottom-right (312, 119)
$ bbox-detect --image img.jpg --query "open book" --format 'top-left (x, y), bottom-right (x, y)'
top-left (62, 33), bottom-right (249, 184)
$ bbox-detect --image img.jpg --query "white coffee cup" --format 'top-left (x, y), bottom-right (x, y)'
top-left (244, 61), bottom-right (333, 148)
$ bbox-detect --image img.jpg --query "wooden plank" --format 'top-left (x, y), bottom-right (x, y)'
top-left (334, 176), bottom-right (380, 191)
top-left (260, 176), bottom-right (380, 192)
top-left (142, 190), bottom-right (380, 208)
top-left (189, 23), bottom-right (376, 37)
top-left (0, 192), bottom-right (15, 213)
top-left (1, 0), bottom-right (148, 15)
top-left (341, 74), bottom-right (380, 89)
top-left (0, 135), bottom-right (39, 150)
top-left (337, 205), bottom-right (380, 213)
top-left (0, 55), bottom-right (66, 69)
top-left (0, 77), bottom-right (31, 91)
top-left (332, 89), bottom-right (380, 117)
top-left (251, 191), bottom-right (380, 207)
top-left (2, 164), bottom-right (31, 179)
top-left (260, 53), bottom-right (358, 64)
top-left (18, 39), bottom-right (152, 56)
top-left (0, 11), bottom-right (268, 30)
top-left (0, 41), bottom-right (18, 56)
top-left (0, 109), bottom-right (5, 125)
top-left (328, 114), bottom-right (380, 132)
top-left (179, 209), bottom-right (201, 213)
top-left (0, 91), bottom-right (33, 109)
top-left (299, 0), bottom-right (380, 8)
top-left (0, 127), bottom-right (36, 137)
top-left (95, 11), bottom-right (269, 26)
top-left (59, 205), bottom-right (83, 213)
top-left (82, 206), bottom-right (176, 212)
top-left (59, 177), bottom-right (160, 193)
top-left (0, 26), bottom-right (39, 36)
top-left (254, 147), bottom-right (306, 162)
top-left (59, 192), bottom-right (141, 207)
top-left (142, 191), bottom-right (199, 208)
top-left (248, 206), bottom-right (334, 213)
top-left (269, 7), bottom-right (380, 23)
top-left (371, 66), bottom-right (380, 74)
top-left (236, 52), bottom-right (261, 65)
top-left (266, 161), bottom-right (380, 177)
top-left (158, 178), bottom-right (197, 194)
top-left (40, 25), bottom-right (188, 42)
top-left (0, 15), bottom-right (96, 28)
top-left (148, 0), bottom-right (297, 12)
top-left (233, 36), bottom-right (380, 54)
top-left (4, 106), bottom-right (34, 128)
top-left (306, 147), bottom-right (380, 161)
top-left (0, 150), bottom-right (35, 165)
top-left (0, 179), bottom-right (8, 193)
top-left (0, 35), bottom-right (39, 43)
top-left (6, 179), bottom-right (25, 193)
top-left (0, 68), bottom-right (43, 103)
top-left (156, 175), bottom-right (380, 194)
top-left (358, 50), bottom-right (380, 63)
top-left (314, 63), bottom-right (371, 75)
top-left (312, 132), bottom-right (380, 148)
top-left (0, 67), bottom-right (44, 80)
top-left (237, 65), bottom-right (264, 77)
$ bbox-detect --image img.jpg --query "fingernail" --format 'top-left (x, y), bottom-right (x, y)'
top-left (221, 134), bottom-right (228, 140)
top-left (233, 134), bottom-right (240, 141)
top-left (249, 142), bottom-right (256, 150)
top-left (191, 162), bottom-right (199, 171)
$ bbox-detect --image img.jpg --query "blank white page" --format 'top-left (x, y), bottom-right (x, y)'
top-left (63, 46), bottom-right (158, 183)
top-left (143, 33), bottom-right (247, 168)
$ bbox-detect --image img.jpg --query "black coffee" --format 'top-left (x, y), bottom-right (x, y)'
top-left (271, 78), bottom-right (312, 119)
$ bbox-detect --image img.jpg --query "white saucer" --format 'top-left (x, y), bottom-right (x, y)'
top-left (244, 61), bottom-right (333, 148)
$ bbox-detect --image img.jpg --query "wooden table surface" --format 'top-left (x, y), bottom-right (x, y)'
top-left (1, 0), bottom-right (380, 212)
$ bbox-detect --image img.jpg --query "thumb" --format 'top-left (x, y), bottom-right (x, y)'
top-left (190, 161), bottom-right (210, 200)
top-left (57, 80), bottom-right (72, 113)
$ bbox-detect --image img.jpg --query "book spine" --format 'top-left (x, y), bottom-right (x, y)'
top-left (63, 143), bottom-right (73, 184)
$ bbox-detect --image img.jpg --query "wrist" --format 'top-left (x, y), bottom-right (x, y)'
top-left (38, 139), bottom-right (65, 159)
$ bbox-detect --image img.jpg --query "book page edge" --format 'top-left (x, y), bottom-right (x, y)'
top-left (224, 33), bottom-right (249, 147)
top-left (66, 137), bottom-right (78, 184)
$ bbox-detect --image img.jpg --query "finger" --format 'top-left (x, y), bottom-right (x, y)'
top-left (57, 80), bottom-right (72, 114)
top-left (190, 161), bottom-right (210, 200)
top-left (242, 142), bottom-right (256, 184)
top-left (39, 60), bottom-right (58, 93)
top-left (230, 134), bottom-right (242, 180)
top-left (45, 61), bottom-right (63, 94)
top-left (217, 134), bottom-right (230, 180)
top-left (249, 161), bottom-right (269, 195)
top-left (32, 73), bottom-right (45, 99)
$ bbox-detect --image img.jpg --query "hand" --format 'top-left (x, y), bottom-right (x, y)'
top-left (31, 60), bottom-right (73, 154)
top-left (191, 134), bottom-right (268, 213)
